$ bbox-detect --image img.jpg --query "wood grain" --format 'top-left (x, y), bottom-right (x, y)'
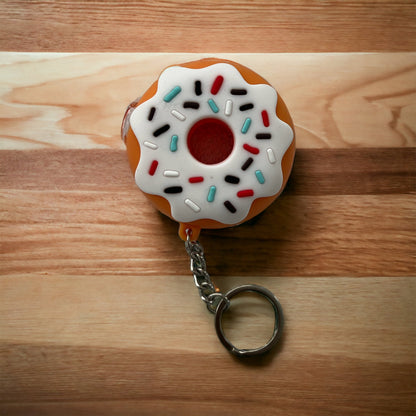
top-left (1, 148), bottom-right (414, 277)
top-left (0, 275), bottom-right (414, 415)
top-left (0, 0), bottom-right (415, 53)
top-left (0, 51), bottom-right (415, 415)
top-left (0, 53), bottom-right (415, 150)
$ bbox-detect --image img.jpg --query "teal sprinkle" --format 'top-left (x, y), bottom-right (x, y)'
top-left (255, 170), bottom-right (265, 184)
top-left (208, 99), bottom-right (219, 113)
top-left (207, 186), bottom-right (216, 202)
top-left (241, 118), bottom-right (252, 134)
top-left (164, 86), bottom-right (182, 102)
top-left (170, 135), bottom-right (178, 152)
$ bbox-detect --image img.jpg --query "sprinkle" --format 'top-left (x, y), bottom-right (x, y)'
top-left (171, 109), bottom-right (186, 121)
top-left (170, 135), bottom-right (178, 152)
top-left (153, 124), bottom-right (170, 137)
top-left (225, 175), bottom-right (240, 184)
top-left (230, 88), bottom-right (247, 95)
top-left (185, 198), bottom-right (201, 213)
top-left (148, 106), bottom-right (156, 121)
top-left (144, 141), bottom-right (158, 150)
top-left (224, 99), bottom-right (233, 116)
top-left (195, 80), bottom-right (202, 96)
top-left (241, 157), bottom-right (254, 171)
top-left (207, 186), bottom-right (216, 202)
top-left (256, 133), bottom-right (271, 140)
top-left (163, 86), bottom-right (182, 102)
top-left (239, 103), bottom-right (254, 111)
top-left (237, 189), bottom-right (254, 198)
top-left (267, 148), bottom-right (276, 164)
top-left (189, 176), bottom-right (204, 183)
top-left (211, 75), bottom-right (224, 95)
top-left (241, 118), bottom-right (252, 134)
top-left (183, 101), bottom-right (200, 109)
top-left (261, 110), bottom-right (270, 127)
top-left (224, 200), bottom-right (237, 213)
top-left (208, 99), bottom-right (219, 113)
top-left (255, 170), bottom-right (265, 184)
top-left (164, 170), bottom-right (180, 177)
top-left (243, 143), bottom-right (260, 154)
top-left (164, 186), bottom-right (183, 194)
top-left (148, 160), bottom-right (159, 176)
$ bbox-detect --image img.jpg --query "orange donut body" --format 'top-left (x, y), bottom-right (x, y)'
top-left (122, 58), bottom-right (295, 240)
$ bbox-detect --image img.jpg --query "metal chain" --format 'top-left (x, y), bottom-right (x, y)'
top-left (185, 231), bottom-right (228, 314)
top-left (184, 230), bottom-right (283, 357)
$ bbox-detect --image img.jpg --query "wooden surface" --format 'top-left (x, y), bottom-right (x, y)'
top-left (1, 1), bottom-right (416, 415)
top-left (0, 1), bottom-right (415, 52)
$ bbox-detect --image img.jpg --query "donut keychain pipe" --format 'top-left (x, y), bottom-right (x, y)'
top-left (121, 58), bottom-right (295, 357)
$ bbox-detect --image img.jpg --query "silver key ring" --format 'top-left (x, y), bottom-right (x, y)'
top-left (185, 232), bottom-right (284, 357)
top-left (214, 284), bottom-right (284, 357)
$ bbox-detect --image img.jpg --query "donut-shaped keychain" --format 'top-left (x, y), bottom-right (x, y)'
top-left (121, 58), bottom-right (295, 357)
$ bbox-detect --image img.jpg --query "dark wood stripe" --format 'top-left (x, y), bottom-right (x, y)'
top-left (1, 148), bottom-right (414, 195)
top-left (286, 148), bottom-right (416, 196)
top-left (1, 149), bottom-right (414, 277)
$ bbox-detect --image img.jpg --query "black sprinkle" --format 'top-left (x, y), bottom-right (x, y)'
top-left (153, 124), bottom-right (170, 137)
top-left (231, 88), bottom-right (247, 95)
top-left (225, 175), bottom-right (240, 184)
top-left (195, 80), bottom-right (202, 96)
top-left (148, 106), bottom-right (156, 121)
top-left (164, 186), bottom-right (183, 194)
top-left (241, 157), bottom-right (254, 171)
top-left (224, 200), bottom-right (237, 213)
top-left (256, 133), bottom-right (272, 140)
top-left (183, 101), bottom-right (200, 109)
top-left (239, 103), bottom-right (254, 111)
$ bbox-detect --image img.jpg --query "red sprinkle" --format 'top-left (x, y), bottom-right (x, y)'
top-left (211, 75), bottom-right (224, 95)
top-left (261, 110), bottom-right (270, 127)
top-left (243, 143), bottom-right (260, 154)
top-left (189, 176), bottom-right (204, 183)
top-left (237, 189), bottom-right (254, 198)
top-left (148, 160), bottom-right (158, 176)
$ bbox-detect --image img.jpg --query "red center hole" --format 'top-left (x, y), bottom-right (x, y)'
top-left (187, 118), bottom-right (234, 165)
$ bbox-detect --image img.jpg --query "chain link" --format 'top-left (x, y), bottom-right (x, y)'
top-left (184, 230), bottom-right (283, 357)
top-left (185, 231), bottom-right (228, 314)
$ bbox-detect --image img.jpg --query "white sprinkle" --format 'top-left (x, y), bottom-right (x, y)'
top-left (184, 198), bottom-right (201, 213)
top-left (144, 141), bottom-right (158, 150)
top-left (163, 170), bottom-right (180, 177)
top-left (171, 109), bottom-right (186, 121)
top-left (267, 148), bottom-right (276, 164)
top-left (224, 99), bottom-right (233, 116)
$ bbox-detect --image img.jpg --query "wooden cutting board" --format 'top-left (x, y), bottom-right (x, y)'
top-left (0, 2), bottom-right (415, 415)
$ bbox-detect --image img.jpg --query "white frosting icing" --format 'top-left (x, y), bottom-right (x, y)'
top-left (129, 63), bottom-right (294, 225)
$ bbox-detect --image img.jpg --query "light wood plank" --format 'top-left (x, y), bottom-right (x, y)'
top-left (0, 53), bottom-right (415, 150)
top-left (0, 274), bottom-right (414, 415)
top-left (0, 0), bottom-right (415, 53)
